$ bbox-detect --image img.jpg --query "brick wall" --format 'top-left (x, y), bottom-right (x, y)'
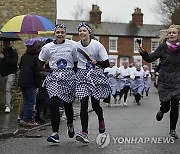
top-left (0, 0), bottom-right (56, 110)
top-left (99, 35), bottom-right (152, 67)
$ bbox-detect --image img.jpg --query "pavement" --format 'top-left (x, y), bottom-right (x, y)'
top-left (0, 87), bottom-right (180, 154)
top-left (0, 83), bottom-right (158, 140)
top-left (2, 85), bottom-right (180, 154)
top-left (0, 98), bottom-right (93, 140)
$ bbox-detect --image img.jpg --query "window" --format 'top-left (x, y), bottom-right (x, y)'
top-left (151, 38), bottom-right (159, 71)
top-left (151, 38), bottom-right (159, 52)
top-left (109, 37), bottom-right (118, 52)
top-left (134, 38), bottom-right (142, 53)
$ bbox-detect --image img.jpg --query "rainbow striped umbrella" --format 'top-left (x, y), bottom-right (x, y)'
top-left (1, 14), bottom-right (55, 34)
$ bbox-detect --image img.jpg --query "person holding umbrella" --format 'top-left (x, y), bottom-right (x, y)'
top-left (38, 23), bottom-right (78, 143)
top-left (0, 40), bottom-right (18, 113)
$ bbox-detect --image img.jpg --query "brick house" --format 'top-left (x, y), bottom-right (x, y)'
top-left (57, 5), bottom-right (165, 71)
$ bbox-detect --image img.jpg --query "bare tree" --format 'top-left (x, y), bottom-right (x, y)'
top-left (71, 3), bottom-right (89, 20)
top-left (155, 0), bottom-right (180, 25)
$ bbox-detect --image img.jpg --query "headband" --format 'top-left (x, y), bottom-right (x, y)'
top-left (54, 23), bottom-right (67, 32)
top-left (77, 22), bottom-right (92, 33)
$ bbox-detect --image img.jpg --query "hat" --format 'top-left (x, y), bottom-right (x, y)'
top-left (77, 22), bottom-right (92, 33)
top-left (54, 23), bottom-right (67, 32)
top-left (143, 65), bottom-right (149, 69)
top-left (109, 59), bottom-right (115, 63)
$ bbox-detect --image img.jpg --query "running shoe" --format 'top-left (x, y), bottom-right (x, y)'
top-left (118, 99), bottom-right (121, 104)
top-left (169, 130), bottom-right (179, 139)
top-left (18, 120), bottom-right (39, 127)
top-left (156, 110), bottom-right (164, 121)
top-left (67, 124), bottom-right (75, 138)
top-left (5, 107), bottom-right (10, 113)
top-left (76, 131), bottom-right (89, 143)
top-left (99, 121), bottom-right (105, 133)
top-left (123, 102), bottom-right (127, 106)
top-left (47, 133), bottom-right (60, 143)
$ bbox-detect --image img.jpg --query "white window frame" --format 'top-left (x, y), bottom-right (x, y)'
top-left (151, 38), bottom-right (159, 71)
top-left (134, 38), bottom-right (143, 53)
top-left (151, 38), bottom-right (159, 52)
top-left (109, 37), bottom-right (118, 53)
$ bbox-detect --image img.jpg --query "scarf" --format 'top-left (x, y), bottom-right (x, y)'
top-left (166, 40), bottom-right (180, 53)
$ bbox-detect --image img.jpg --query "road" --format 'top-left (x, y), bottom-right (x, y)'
top-left (0, 85), bottom-right (180, 154)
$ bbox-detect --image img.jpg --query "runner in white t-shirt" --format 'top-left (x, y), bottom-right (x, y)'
top-left (104, 60), bottom-right (119, 104)
top-left (75, 22), bottom-right (111, 144)
top-left (118, 60), bottom-right (133, 106)
top-left (38, 23), bottom-right (77, 143)
top-left (142, 65), bottom-right (152, 96)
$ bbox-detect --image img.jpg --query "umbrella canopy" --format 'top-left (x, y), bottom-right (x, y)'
top-left (24, 36), bottom-right (54, 45)
top-left (1, 14), bottom-right (55, 34)
top-left (0, 31), bottom-right (22, 41)
top-left (24, 37), bottom-right (48, 46)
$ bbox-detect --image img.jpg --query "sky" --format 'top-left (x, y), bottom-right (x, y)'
top-left (57, 0), bottom-right (161, 25)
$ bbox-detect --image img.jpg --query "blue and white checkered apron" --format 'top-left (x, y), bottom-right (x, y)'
top-left (75, 67), bottom-right (111, 100)
top-left (131, 78), bottom-right (144, 95)
top-left (119, 78), bottom-right (131, 91)
top-left (44, 68), bottom-right (76, 103)
top-left (107, 76), bottom-right (117, 95)
top-left (144, 77), bottom-right (151, 91)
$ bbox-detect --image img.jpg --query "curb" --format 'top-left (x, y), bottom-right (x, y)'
top-left (0, 108), bottom-right (93, 140)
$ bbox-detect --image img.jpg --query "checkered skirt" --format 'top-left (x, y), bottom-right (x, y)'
top-left (44, 68), bottom-right (76, 103)
top-left (75, 68), bottom-right (111, 100)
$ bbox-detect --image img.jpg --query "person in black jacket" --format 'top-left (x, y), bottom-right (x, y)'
top-left (0, 40), bottom-right (18, 113)
top-left (18, 41), bottom-right (43, 127)
top-left (138, 25), bottom-right (180, 139)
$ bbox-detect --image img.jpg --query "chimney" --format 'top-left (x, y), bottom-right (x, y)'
top-left (132, 7), bottom-right (143, 26)
top-left (89, 4), bottom-right (102, 24)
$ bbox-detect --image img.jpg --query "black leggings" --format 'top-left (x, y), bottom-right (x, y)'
top-left (160, 98), bottom-right (179, 130)
top-left (49, 96), bottom-right (74, 133)
top-left (135, 93), bottom-right (141, 103)
top-left (119, 86), bottom-right (130, 102)
top-left (80, 96), bottom-right (104, 133)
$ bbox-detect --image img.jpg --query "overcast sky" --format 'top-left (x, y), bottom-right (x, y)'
top-left (57, 0), bottom-right (161, 25)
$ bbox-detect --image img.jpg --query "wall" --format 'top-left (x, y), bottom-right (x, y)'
top-left (0, 0), bottom-right (56, 110)
top-left (0, 0), bottom-right (56, 28)
top-left (99, 35), bottom-right (152, 67)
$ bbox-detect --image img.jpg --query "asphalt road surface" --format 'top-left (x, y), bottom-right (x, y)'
top-left (0, 85), bottom-right (180, 154)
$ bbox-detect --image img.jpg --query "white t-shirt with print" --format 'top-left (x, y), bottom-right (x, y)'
top-left (76, 39), bottom-right (108, 69)
top-left (39, 39), bottom-right (77, 69)
top-left (118, 66), bottom-right (133, 78)
top-left (131, 69), bottom-right (145, 80)
top-left (104, 66), bottom-right (118, 76)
